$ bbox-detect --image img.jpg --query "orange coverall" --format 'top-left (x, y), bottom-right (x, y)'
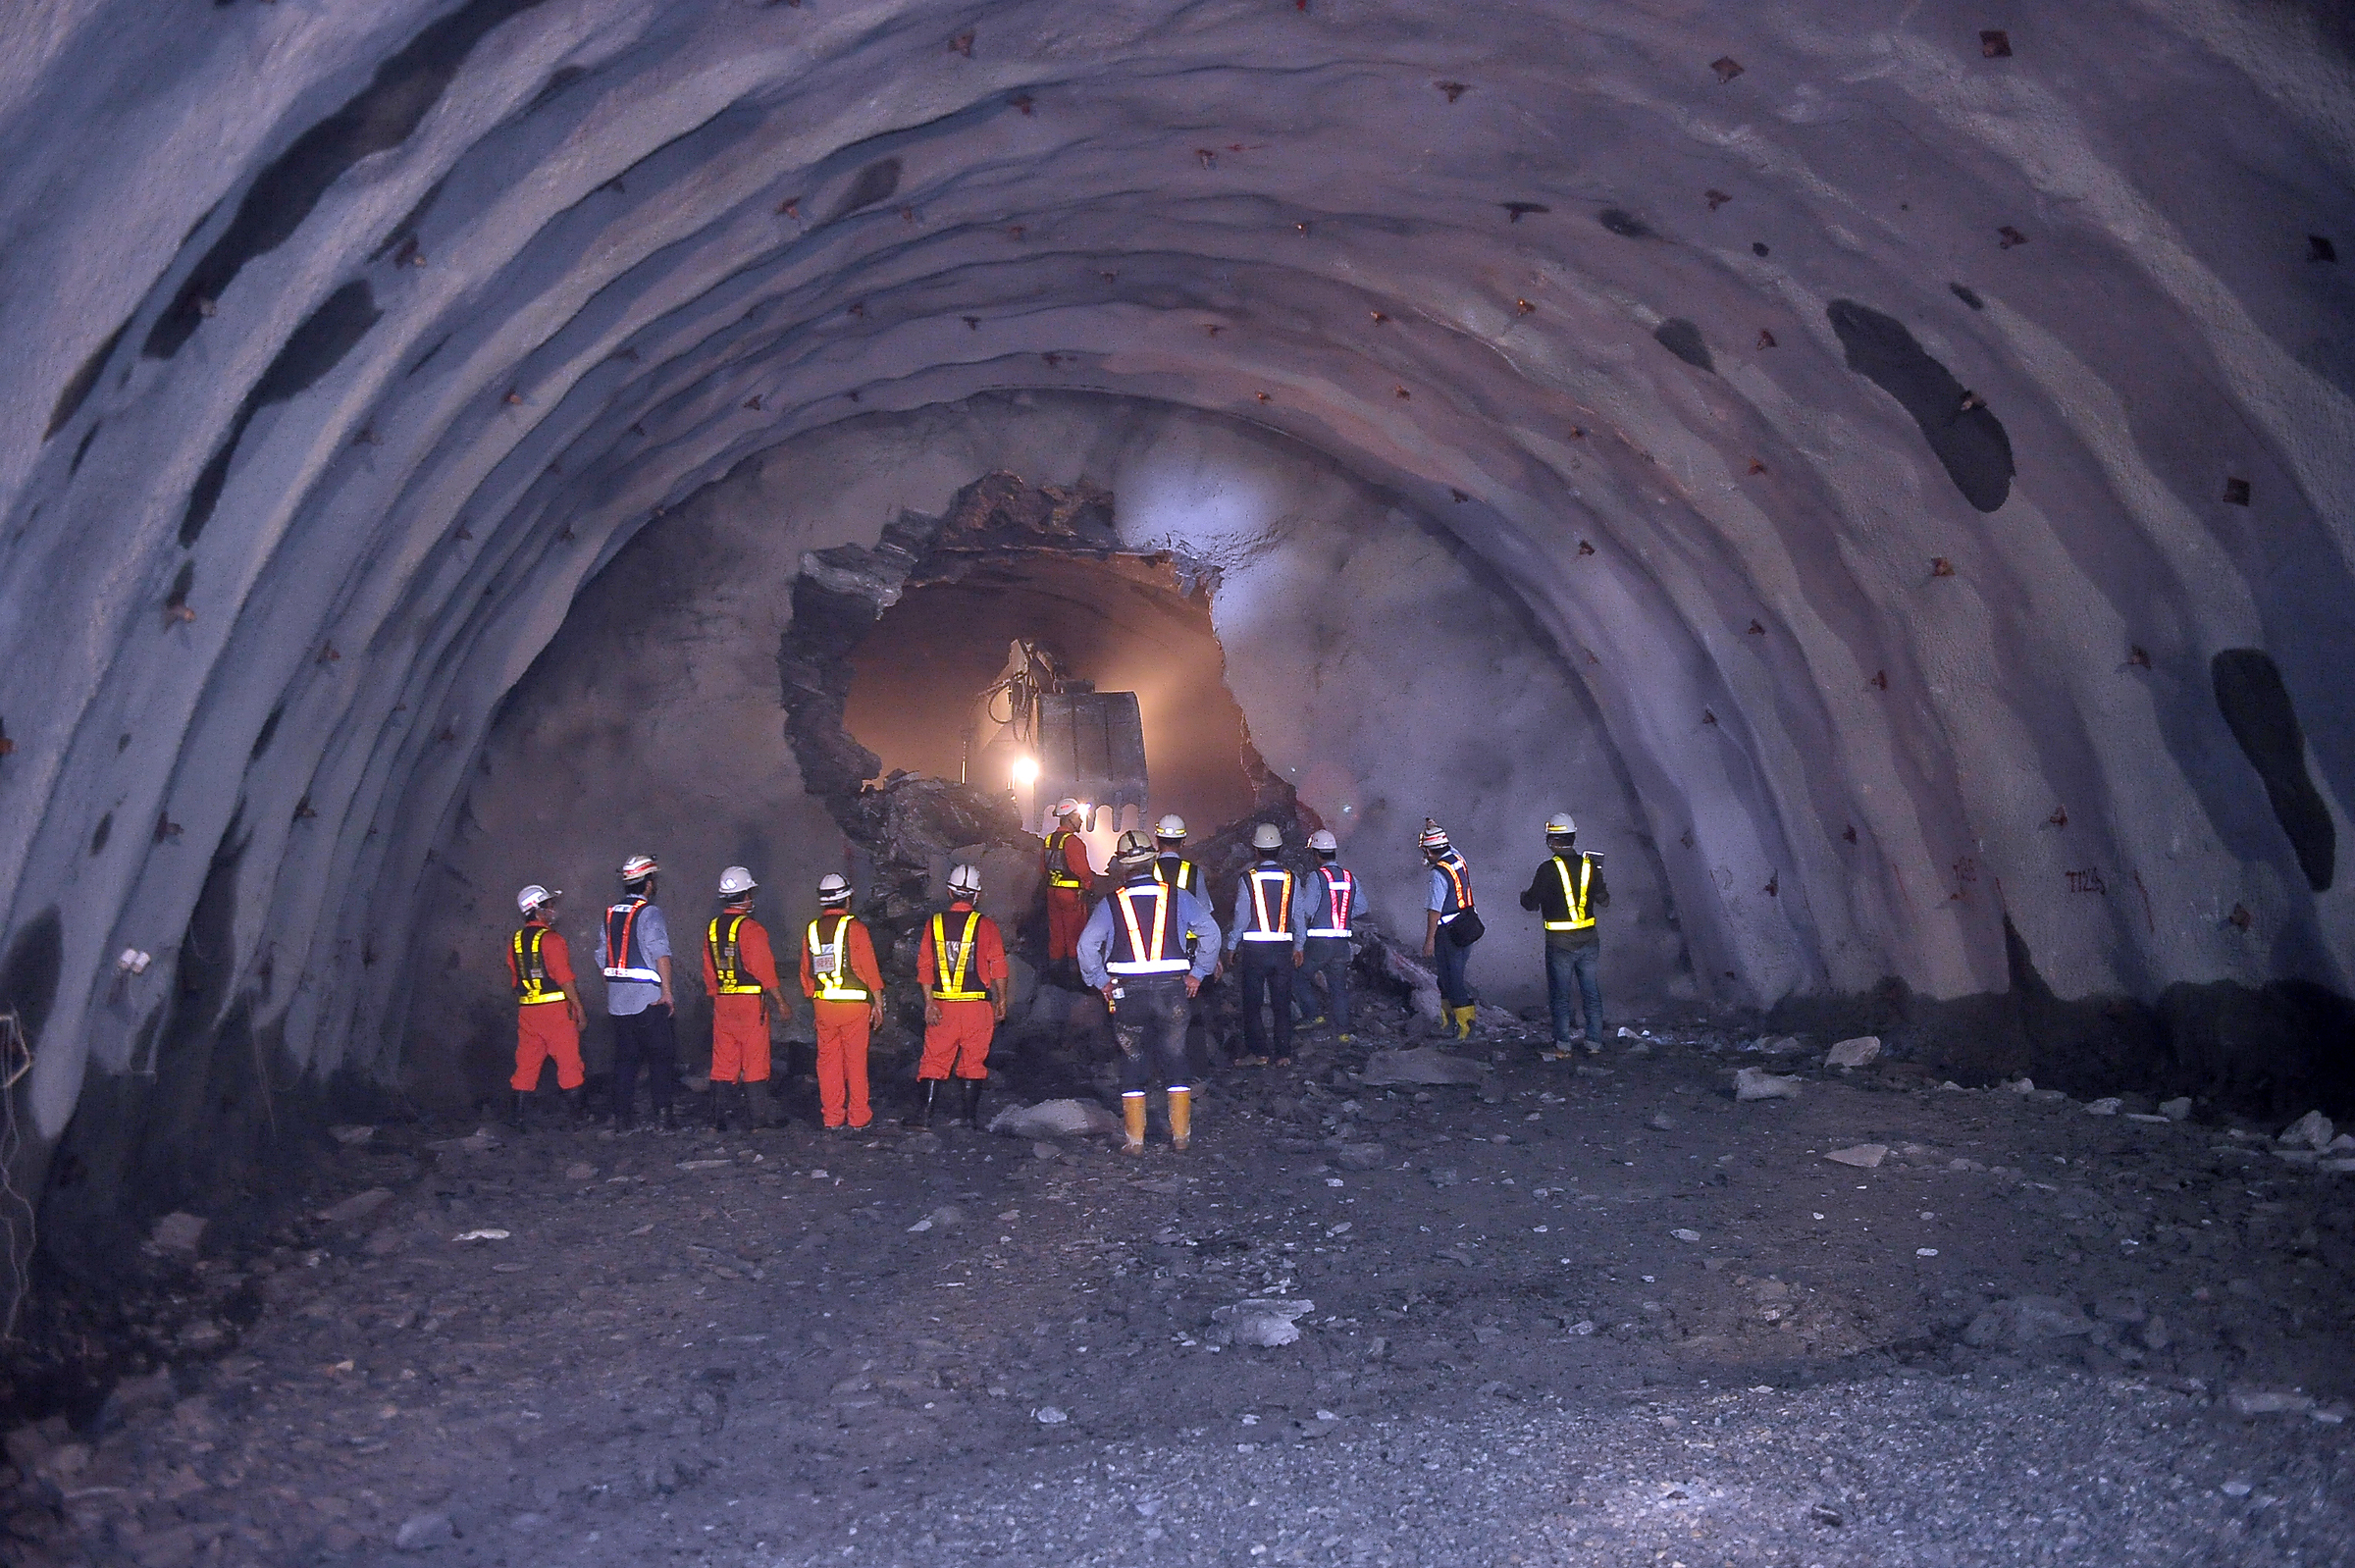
top-left (800, 913), bottom-right (883, 1129)
top-left (916, 903), bottom-right (1009, 1081)
top-left (1044, 831), bottom-right (1096, 962)
top-left (703, 906), bottom-right (782, 1084)
top-left (507, 921), bottom-right (584, 1092)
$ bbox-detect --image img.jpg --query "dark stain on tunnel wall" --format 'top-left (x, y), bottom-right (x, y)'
top-left (1652, 318), bottom-right (1713, 373)
top-left (0, 909), bottom-right (64, 1049)
top-left (182, 282), bottom-right (383, 547)
top-left (2212, 649), bottom-right (2334, 890)
top-left (827, 157), bottom-right (904, 223)
top-left (1827, 299), bottom-right (2015, 512)
top-left (146, 0), bottom-right (549, 359)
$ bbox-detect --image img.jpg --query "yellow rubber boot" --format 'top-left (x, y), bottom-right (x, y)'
top-left (1168, 1087), bottom-right (1192, 1152)
top-left (1121, 1091), bottom-right (1147, 1155)
top-left (1452, 1005), bottom-right (1475, 1040)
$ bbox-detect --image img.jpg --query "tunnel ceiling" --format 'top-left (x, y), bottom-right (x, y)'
top-left (2, 0), bottom-right (2353, 1134)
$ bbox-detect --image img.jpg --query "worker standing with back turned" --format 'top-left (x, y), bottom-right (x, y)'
top-left (599, 854), bottom-right (678, 1131)
top-left (1419, 819), bottom-right (1483, 1040)
top-left (704, 865), bottom-right (789, 1131)
top-left (914, 862), bottom-right (1009, 1129)
top-left (1519, 813), bottom-right (1610, 1060)
top-left (801, 872), bottom-right (883, 1132)
top-left (506, 885), bottom-right (588, 1130)
top-left (1042, 798), bottom-right (1096, 982)
top-left (1294, 829), bottom-right (1361, 1041)
top-left (1226, 823), bottom-right (1300, 1067)
top-left (1078, 830), bottom-right (1222, 1155)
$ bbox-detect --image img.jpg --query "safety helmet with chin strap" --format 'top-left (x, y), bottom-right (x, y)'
top-left (1307, 829), bottom-right (1338, 854)
top-left (1544, 812), bottom-right (1576, 838)
top-left (1154, 813), bottom-right (1187, 841)
top-left (619, 853), bottom-right (658, 882)
top-left (948, 862), bottom-right (981, 898)
top-left (1114, 829), bottom-right (1158, 868)
top-left (816, 872), bottom-right (852, 905)
top-left (516, 885), bottom-right (558, 917)
top-left (717, 865), bottom-right (758, 899)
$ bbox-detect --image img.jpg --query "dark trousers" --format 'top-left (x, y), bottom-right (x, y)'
top-left (1113, 975), bottom-right (1192, 1091)
top-left (610, 1005), bottom-right (678, 1120)
top-left (1296, 937), bottom-right (1353, 1031)
top-left (1546, 940), bottom-right (1603, 1043)
top-left (1434, 933), bottom-right (1476, 1009)
top-left (1235, 943), bottom-right (1295, 1061)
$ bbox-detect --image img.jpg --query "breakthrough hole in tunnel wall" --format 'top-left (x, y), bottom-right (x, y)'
top-left (842, 552), bottom-right (1258, 836)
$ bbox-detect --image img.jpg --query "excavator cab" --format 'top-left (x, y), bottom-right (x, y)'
top-left (970, 638), bottom-right (1149, 832)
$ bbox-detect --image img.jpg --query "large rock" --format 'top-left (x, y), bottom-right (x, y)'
top-left (988, 1098), bottom-right (1124, 1138)
top-left (1358, 1047), bottom-right (1488, 1087)
top-left (150, 1212), bottom-right (207, 1256)
top-left (1213, 1298), bottom-right (1316, 1347)
top-left (1734, 1067), bottom-right (1802, 1102)
top-left (2278, 1110), bottom-right (2334, 1151)
top-left (1824, 1035), bottom-right (1881, 1068)
top-left (1962, 1295), bottom-right (2093, 1348)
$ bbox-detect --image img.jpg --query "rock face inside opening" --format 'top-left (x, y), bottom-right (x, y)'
top-left (0, 2), bottom-right (2351, 1279)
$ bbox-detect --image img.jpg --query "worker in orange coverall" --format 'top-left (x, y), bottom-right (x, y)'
top-left (799, 872), bottom-right (883, 1132)
top-left (1041, 797), bottom-right (1096, 981)
top-left (912, 862), bottom-right (1009, 1129)
top-left (703, 865), bottom-right (788, 1132)
top-left (506, 884), bottom-right (588, 1131)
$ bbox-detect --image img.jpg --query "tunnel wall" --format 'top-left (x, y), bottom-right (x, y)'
top-left (0, 0), bottom-right (2347, 1266)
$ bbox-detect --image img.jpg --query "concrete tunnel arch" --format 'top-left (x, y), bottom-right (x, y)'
top-left (0, 0), bottom-right (2351, 1245)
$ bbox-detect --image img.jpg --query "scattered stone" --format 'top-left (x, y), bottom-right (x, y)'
top-left (2085, 1098), bottom-right (2122, 1117)
top-left (1824, 1035), bottom-right (1881, 1069)
top-left (1358, 1047), bottom-right (1490, 1087)
top-left (1734, 1067), bottom-right (1802, 1102)
top-left (1030, 1141), bottom-right (1064, 1162)
top-left (317, 1188), bottom-right (393, 1226)
top-left (2226, 1388), bottom-right (2315, 1419)
top-left (327, 1124), bottom-right (376, 1145)
top-left (450, 1228), bottom-right (510, 1242)
top-left (1962, 1295), bottom-right (2093, 1347)
top-left (428, 1128), bottom-right (503, 1154)
top-left (1669, 1228), bottom-right (1701, 1243)
top-left (1824, 1144), bottom-right (1887, 1169)
top-left (1215, 1298), bottom-right (1315, 1347)
top-left (150, 1212), bottom-right (207, 1255)
top-left (989, 1098), bottom-right (1124, 1139)
top-left (564, 1162), bottom-right (596, 1181)
top-left (2141, 1314), bottom-right (2172, 1351)
top-left (2277, 1111), bottom-right (2333, 1151)
top-left (1428, 1168), bottom-right (1461, 1188)
top-left (177, 1319), bottom-right (227, 1350)
top-left (1334, 1142), bottom-right (1386, 1171)
top-left (2220, 1480), bottom-right (2253, 1497)
top-left (1033, 1406), bottom-right (1069, 1425)
top-left (1647, 1112), bottom-right (1676, 1131)
top-left (677, 1158), bottom-right (733, 1171)
top-left (394, 1512), bottom-right (454, 1551)
top-left (2093, 1292), bottom-right (2147, 1325)
top-left (2002, 1077), bottom-right (2035, 1094)
top-left (1566, 1320), bottom-right (1596, 1335)
top-left (2160, 1097), bottom-right (2192, 1121)
top-left (1760, 1035), bottom-right (1806, 1055)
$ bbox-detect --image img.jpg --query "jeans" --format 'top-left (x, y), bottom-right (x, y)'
top-left (1296, 937), bottom-right (1353, 1031)
top-left (610, 1004), bottom-right (678, 1121)
top-left (1112, 976), bottom-right (1193, 1091)
top-left (1433, 932), bottom-right (1476, 1009)
top-left (1546, 941), bottom-right (1603, 1044)
top-left (1234, 944), bottom-right (1296, 1061)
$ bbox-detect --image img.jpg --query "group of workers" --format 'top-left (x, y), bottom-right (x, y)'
top-left (499, 807), bottom-right (1607, 1155)
top-left (502, 854), bottom-right (1007, 1136)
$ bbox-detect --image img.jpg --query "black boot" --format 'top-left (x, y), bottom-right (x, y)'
top-left (563, 1086), bottom-right (588, 1124)
top-left (957, 1078), bottom-right (983, 1129)
top-left (655, 1102), bottom-right (677, 1133)
top-left (911, 1078), bottom-right (940, 1129)
top-left (745, 1078), bottom-right (780, 1130)
top-left (507, 1091), bottom-right (530, 1133)
top-left (709, 1082), bottom-right (733, 1133)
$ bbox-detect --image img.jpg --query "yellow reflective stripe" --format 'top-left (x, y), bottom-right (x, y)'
top-left (930, 912), bottom-right (988, 1000)
top-left (1244, 868), bottom-right (1293, 938)
top-left (1109, 885), bottom-right (1187, 972)
top-left (513, 927), bottom-right (566, 1003)
top-left (1544, 856), bottom-right (1596, 930)
top-left (808, 915), bottom-right (869, 1000)
top-left (1046, 832), bottom-right (1083, 888)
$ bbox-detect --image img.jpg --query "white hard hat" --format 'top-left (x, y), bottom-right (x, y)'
top-left (1544, 812), bottom-right (1577, 837)
top-left (1114, 829), bottom-right (1158, 867)
top-left (619, 853), bottom-right (658, 880)
top-left (717, 865), bottom-right (758, 898)
top-left (516, 885), bottom-right (557, 916)
top-left (1252, 823), bottom-right (1284, 852)
top-left (1052, 797), bottom-right (1083, 818)
top-left (1154, 813), bottom-right (1188, 840)
top-left (1308, 829), bottom-right (1338, 853)
top-left (948, 862), bottom-right (981, 897)
top-left (816, 872), bottom-right (852, 904)
top-left (1418, 818), bottom-right (1450, 849)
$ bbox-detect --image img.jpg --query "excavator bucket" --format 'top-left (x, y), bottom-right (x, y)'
top-left (1035, 691), bottom-right (1149, 828)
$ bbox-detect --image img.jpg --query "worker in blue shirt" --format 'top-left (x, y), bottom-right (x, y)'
top-left (1077, 831), bottom-right (1222, 1154)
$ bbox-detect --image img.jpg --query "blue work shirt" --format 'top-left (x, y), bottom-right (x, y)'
top-left (596, 901), bottom-right (672, 1017)
top-left (1076, 877), bottom-right (1223, 989)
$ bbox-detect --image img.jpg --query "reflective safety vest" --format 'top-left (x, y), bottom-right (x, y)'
top-left (1106, 882), bottom-right (1191, 974)
top-left (1545, 855), bottom-right (1596, 932)
top-left (1152, 855), bottom-right (1202, 895)
top-left (602, 899), bottom-right (662, 982)
top-left (707, 913), bottom-right (762, 994)
top-left (1240, 863), bottom-right (1295, 942)
top-left (929, 912), bottom-right (990, 1001)
top-left (1433, 851), bottom-right (1475, 923)
top-left (510, 925), bottom-right (565, 1005)
top-left (1044, 831), bottom-right (1085, 890)
top-left (807, 913), bottom-right (870, 1001)
top-left (1305, 864), bottom-right (1357, 938)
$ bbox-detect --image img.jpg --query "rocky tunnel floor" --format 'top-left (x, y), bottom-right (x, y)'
top-left (9, 1002), bottom-right (2354, 1567)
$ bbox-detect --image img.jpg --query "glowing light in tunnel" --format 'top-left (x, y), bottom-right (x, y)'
top-left (1010, 756), bottom-right (1040, 787)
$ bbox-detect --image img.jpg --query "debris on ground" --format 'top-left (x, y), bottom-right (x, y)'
top-left (1735, 1066), bottom-right (1803, 1101)
top-left (1824, 1035), bottom-right (1882, 1068)
top-left (1358, 1046), bottom-right (1489, 1086)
